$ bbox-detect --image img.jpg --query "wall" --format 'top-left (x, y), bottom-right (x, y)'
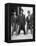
top-left (0, 0), bottom-right (36, 46)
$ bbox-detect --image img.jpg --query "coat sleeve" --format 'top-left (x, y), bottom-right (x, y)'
top-left (23, 15), bottom-right (25, 24)
top-left (16, 16), bottom-right (20, 25)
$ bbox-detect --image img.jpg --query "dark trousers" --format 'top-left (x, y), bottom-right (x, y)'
top-left (11, 23), bottom-right (17, 35)
top-left (18, 25), bottom-right (25, 35)
top-left (27, 24), bottom-right (33, 34)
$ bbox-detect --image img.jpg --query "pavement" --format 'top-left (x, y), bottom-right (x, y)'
top-left (11, 30), bottom-right (33, 40)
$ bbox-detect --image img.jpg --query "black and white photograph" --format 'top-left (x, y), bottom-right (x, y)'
top-left (5, 3), bottom-right (35, 43)
top-left (11, 5), bottom-right (34, 40)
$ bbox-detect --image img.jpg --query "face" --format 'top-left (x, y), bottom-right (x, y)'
top-left (28, 13), bottom-right (30, 15)
top-left (27, 11), bottom-right (30, 15)
top-left (20, 10), bottom-right (23, 14)
top-left (14, 12), bottom-right (16, 15)
top-left (20, 10), bottom-right (23, 16)
top-left (28, 13), bottom-right (30, 17)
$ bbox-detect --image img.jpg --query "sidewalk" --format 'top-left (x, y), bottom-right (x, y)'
top-left (11, 31), bottom-right (33, 40)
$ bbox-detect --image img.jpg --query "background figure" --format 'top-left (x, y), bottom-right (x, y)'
top-left (17, 9), bottom-right (25, 35)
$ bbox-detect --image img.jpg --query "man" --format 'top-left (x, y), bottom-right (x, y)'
top-left (11, 11), bottom-right (18, 35)
top-left (26, 11), bottom-right (33, 34)
top-left (17, 8), bottom-right (25, 35)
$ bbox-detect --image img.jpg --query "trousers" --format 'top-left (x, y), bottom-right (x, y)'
top-left (18, 25), bottom-right (25, 35)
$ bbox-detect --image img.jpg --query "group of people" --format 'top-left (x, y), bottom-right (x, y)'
top-left (11, 8), bottom-right (33, 36)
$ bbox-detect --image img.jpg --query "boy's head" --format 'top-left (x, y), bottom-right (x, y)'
top-left (27, 11), bottom-right (30, 15)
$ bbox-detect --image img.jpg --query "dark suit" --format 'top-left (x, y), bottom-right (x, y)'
top-left (11, 15), bottom-right (18, 35)
top-left (17, 14), bottom-right (25, 25)
top-left (17, 14), bottom-right (25, 34)
top-left (26, 14), bottom-right (33, 34)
